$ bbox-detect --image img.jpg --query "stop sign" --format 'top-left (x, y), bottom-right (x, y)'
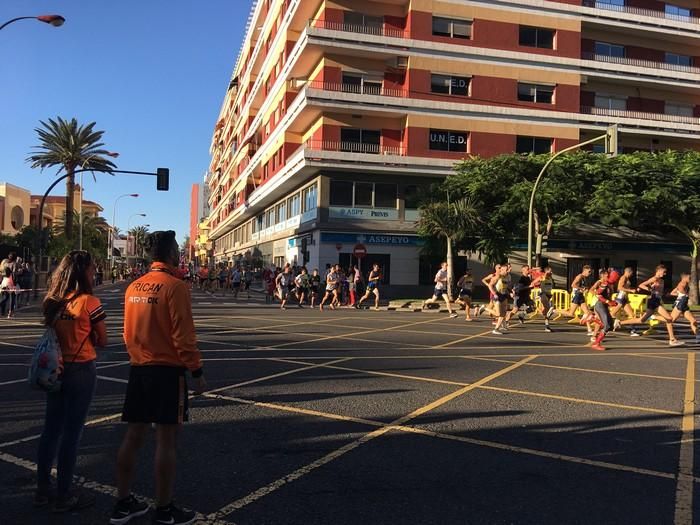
top-left (353, 243), bottom-right (367, 258)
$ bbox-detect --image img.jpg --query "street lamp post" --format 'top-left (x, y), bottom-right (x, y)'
top-left (79, 151), bottom-right (119, 251)
top-left (110, 194), bottom-right (139, 269)
top-left (0, 14), bottom-right (65, 31)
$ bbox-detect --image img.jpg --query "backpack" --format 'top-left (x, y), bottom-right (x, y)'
top-left (28, 326), bottom-right (64, 393)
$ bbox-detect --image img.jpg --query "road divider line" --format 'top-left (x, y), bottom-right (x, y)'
top-left (434, 329), bottom-right (495, 348)
top-left (274, 358), bottom-right (679, 416)
top-left (206, 356), bottom-right (535, 520)
top-left (674, 352), bottom-right (695, 525)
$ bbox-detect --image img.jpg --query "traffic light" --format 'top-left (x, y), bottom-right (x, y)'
top-left (156, 168), bottom-right (170, 191)
top-left (605, 125), bottom-right (618, 157)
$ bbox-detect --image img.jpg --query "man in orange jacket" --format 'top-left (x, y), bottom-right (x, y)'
top-left (111, 231), bottom-right (206, 525)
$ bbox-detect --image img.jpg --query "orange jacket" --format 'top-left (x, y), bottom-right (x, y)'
top-left (55, 293), bottom-right (106, 363)
top-left (124, 262), bottom-right (202, 371)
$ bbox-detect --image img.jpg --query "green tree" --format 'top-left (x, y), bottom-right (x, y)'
top-left (26, 117), bottom-right (117, 244)
top-left (418, 196), bottom-right (481, 299)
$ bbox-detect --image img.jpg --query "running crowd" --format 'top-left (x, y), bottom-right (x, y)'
top-left (433, 262), bottom-right (698, 351)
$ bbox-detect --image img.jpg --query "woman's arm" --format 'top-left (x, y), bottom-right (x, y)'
top-left (92, 320), bottom-right (108, 347)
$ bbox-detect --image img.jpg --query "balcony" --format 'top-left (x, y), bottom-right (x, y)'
top-left (581, 106), bottom-right (699, 126)
top-left (309, 19), bottom-right (408, 39)
top-left (581, 0), bottom-right (699, 25)
top-left (581, 52), bottom-right (700, 75)
top-left (304, 140), bottom-right (406, 156)
top-left (307, 80), bottom-right (407, 99)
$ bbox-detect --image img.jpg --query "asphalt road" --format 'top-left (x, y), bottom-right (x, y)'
top-left (1, 282), bottom-right (699, 525)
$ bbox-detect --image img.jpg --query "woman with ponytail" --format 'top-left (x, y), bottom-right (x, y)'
top-left (36, 251), bottom-right (108, 512)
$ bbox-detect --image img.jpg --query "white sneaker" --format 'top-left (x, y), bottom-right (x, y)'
top-left (669, 340), bottom-right (686, 347)
top-left (587, 331), bottom-right (594, 336)
top-left (613, 319), bottom-right (621, 331)
top-left (630, 330), bottom-right (640, 337)
top-left (546, 307), bottom-right (555, 319)
top-left (491, 329), bottom-right (502, 335)
top-left (449, 313), bottom-right (458, 319)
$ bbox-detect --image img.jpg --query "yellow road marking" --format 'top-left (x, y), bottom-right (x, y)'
top-left (274, 358), bottom-right (679, 416)
top-left (207, 356), bottom-right (535, 520)
top-left (462, 355), bottom-right (689, 383)
top-left (674, 352), bottom-right (695, 525)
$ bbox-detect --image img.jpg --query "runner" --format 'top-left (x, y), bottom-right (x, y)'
top-left (611, 267), bottom-right (638, 333)
top-left (455, 269), bottom-right (474, 321)
top-left (310, 268), bottom-right (321, 308)
top-left (319, 264), bottom-right (339, 311)
top-left (670, 272), bottom-right (699, 343)
top-left (562, 265), bottom-right (594, 335)
top-left (357, 263), bottom-right (381, 311)
top-left (487, 264), bottom-right (511, 335)
top-left (295, 267), bottom-right (310, 307)
top-left (588, 268), bottom-right (618, 351)
top-left (421, 262), bottom-right (458, 318)
top-left (230, 265), bottom-right (242, 300)
top-left (537, 266), bottom-right (556, 332)
top-left (628, 265), bottom-right (684, 347)
top-left (510, 265), bottom-right (534, 326)
top-left (113, 231), bottom-right (205, 525)
top-left (242, 266), bottom-right (253, 299)
top-left (476, 264), bottom-right (501, 320)
top-left (275, 265), bottom-right (293, 310)
top-left (218, 263), bottom-right (229, 297)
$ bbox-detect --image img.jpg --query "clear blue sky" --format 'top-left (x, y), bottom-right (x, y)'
top-left (0, 0), bottom-right (251, 242)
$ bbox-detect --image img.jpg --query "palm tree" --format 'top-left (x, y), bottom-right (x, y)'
top-left (418, 197), bottom-right (481, 300)
top-left (26, 117), bottom-right (117, 244)
top-left (128, 225), bottom-right (150, 258)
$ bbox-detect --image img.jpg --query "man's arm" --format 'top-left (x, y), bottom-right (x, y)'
top-left (168, 282), bottom-right (202, 374)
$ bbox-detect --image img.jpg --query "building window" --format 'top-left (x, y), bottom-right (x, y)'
top-left (595, 94), bottom-right (627, 110)
top-left (330, 181), bottom-right (354, 206)
top-left (665, 4), bottom-right (692, 19)
top-left (340, 128), bottom-right (381, 154)
top-left (596, 0), bottom-right (624, 5)
top-left (666, 102), bottom-right (694, 117)
top-left (288, 193), bottom-right (301, 216)
top-left (375, 184), bottom-right (398, 208)
top-left (10, 206), bottom-right (24, 230)
top-left (277, 201), bottom-right (287, 223)
top-left (516, 136), bottom-right (553, 154)
top-left (517, 83), bottom-right (554, 104)
top-left (594, 41), bottom-right (625, 58)
top-left (342, 73), bottom-right (382, 95)
top-left (431, 74), bottom-right (470, 96)
top-left (665, 52), bottom-right (692, 67)
top-left (432, 16), bottom-right (472, 39)
top-left (354, 182), bottom-right (374, 207)
top-left (404, 185), bottom-right (421, 209)
top-left (265, 208), bottom-right (274, 227)
top-left (255, 214), bottom-right (264, 232)
top-left (429, 129), bottom-right (469, 152)
top-left (303, 184), bottom-right (317, 212)
top-left (519, 26), bottom-right (555, 49)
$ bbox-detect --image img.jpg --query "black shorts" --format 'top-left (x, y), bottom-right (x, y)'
top-left (515, 296), bottom-right (533, 309)
top-left (122, 365), bottom-right (189, 424)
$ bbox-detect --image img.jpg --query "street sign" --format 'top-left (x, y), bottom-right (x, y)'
top-left (353, 243), bottom-right (367, 258)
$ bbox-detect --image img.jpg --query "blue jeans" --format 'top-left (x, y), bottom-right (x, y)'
top-left (37, 361), bottom-right (96, 497)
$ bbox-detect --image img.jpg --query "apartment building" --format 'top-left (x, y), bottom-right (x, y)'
top-left (205, 0), bottom-right (699, 285)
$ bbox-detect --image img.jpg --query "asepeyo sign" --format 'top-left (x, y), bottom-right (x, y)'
top-left (329, 207), bottom-right (398, 220)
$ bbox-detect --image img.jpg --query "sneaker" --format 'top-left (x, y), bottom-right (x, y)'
top-left (642, 328), bottom-right (655, 336)
top-left (669, 340), bottom-right (686, 348)
top-left (544, 326), bottom-right (552, 333)
top-left (491, 329), bottom-right (503, 335)
top-left (590, 343), bottom-right (606, 352)
top-left (110, 495), bottom-right (150, 525)
top-left (152, 502), bottom-right (196, 525)
top-left (546, 307), bottom-right (555, 319)
top-left (518, 315), bottom-right (525, 325)
top-left (449, 313), bottom-right (458, 318)
top-left (613, 319), bottom-right (621, 331)
top-left (630, 330), bottom-right (640, 337)
top-left (477, 305), bottom-right (486, 317)
top-left (52, 491), bottom-right (96, 513)
top-left (586, 331), bottom-right (594, 336)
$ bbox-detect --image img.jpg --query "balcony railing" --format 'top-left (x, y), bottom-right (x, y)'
top-left (306, 80), bottom-right (408, 98)
top-left (581, 0), bottom-right (700, 25)
top-left (304, 140), bottom-right (406, 156)
top-left (581, 106), bottom-right (700, 125)
top-left (309, 19), bottom-right (409, 39)
top-left (581, 52), bottom-right (700, 75)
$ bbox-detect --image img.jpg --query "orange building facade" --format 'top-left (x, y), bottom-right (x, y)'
top-left (205, 0), bottom-right (699, 285)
